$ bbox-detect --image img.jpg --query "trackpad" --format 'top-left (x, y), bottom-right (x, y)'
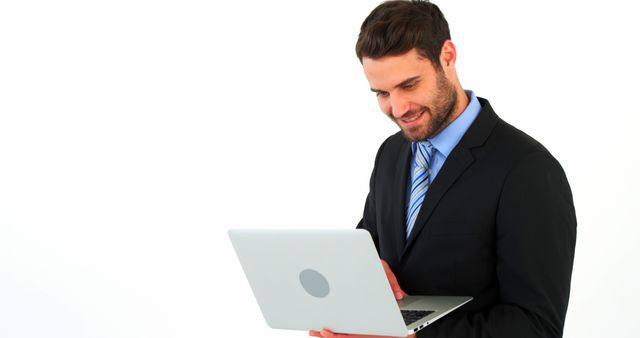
top-left (397, 296), bottom-right (421, 309)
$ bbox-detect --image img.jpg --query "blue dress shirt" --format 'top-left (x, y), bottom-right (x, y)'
top-left (406, 90), bottom-right (482, 208)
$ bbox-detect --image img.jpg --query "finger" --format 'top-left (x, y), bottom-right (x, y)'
top-left (317, 328), bottom-right (403, 338)
top-left (381, 260), bottom-right (406, 300)
top-left (320, 329), bottom-right (337, 337)
top-left (387, 271), bottom-right (405, 299)
top-left (321, 329), bottom-right (355, 337)
top-left (309, 330), bottom-right (323, 337)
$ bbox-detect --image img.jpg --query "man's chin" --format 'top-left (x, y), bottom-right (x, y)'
top-left (401, 127), bottom-right (429, 142)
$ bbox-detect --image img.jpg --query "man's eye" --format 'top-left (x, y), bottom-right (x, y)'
top-left (376, 91), bottom-right (389, 97)
top-left (402, 83), bottom-right (416, 90)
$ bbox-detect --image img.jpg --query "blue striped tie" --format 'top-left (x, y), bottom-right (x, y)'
top-left (406, 141), bottom-right (435, 239)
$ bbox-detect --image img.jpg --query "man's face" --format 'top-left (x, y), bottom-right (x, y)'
top-left (362, 49), bottom-right (458, 141)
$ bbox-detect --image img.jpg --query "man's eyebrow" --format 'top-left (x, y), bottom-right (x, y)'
top-left (370, 75), bottom-right (421, 93)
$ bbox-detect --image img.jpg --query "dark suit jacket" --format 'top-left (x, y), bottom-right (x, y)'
top-left (357, 98), bottom-right (576, 338)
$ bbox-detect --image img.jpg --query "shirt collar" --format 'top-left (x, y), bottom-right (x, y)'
top-left (413, 90), bottom-right (482, 157)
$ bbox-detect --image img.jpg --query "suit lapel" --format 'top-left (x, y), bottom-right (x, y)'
top-left (392, 140), bottom-right (412, 257)
top-left (402, 98), bottom-right (499, 255)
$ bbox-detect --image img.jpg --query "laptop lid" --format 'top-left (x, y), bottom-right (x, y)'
top-left (228, 229), bottom-right (471, 336)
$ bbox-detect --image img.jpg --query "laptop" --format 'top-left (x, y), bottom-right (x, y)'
top-left (228, 229), bottom-right (472, 336)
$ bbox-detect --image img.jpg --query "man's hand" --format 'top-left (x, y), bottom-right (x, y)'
top-left (309, 329), bottom-right (416, 338)
top-left (307, 260), bottom-right (411, 338)
top-left (380, 259), bottom-right (407, 300)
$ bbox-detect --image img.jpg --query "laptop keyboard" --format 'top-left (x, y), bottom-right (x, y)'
top-left (401, 310), bottom-right (435, 325)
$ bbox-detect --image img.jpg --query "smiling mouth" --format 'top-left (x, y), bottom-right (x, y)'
top-left (403, 112), bottom-right (422, 123)
top-left (400, 108), bottom-right (427, 124)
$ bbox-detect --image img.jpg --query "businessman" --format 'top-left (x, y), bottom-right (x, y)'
top-left (310, 1), bottom-right (576, 337)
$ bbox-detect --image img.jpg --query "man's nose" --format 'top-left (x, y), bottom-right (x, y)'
top-left (390, 93), bottom-right (410, 118)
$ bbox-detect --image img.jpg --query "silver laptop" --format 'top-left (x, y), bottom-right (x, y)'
top-left (228, 229), bottom-right (472, 336)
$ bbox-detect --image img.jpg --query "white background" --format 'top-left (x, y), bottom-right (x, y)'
top-left (1, 1), bottom-right (638, 337)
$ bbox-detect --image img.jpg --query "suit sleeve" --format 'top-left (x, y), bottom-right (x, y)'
top-left (356, 138), bottom-right (389, 253)
top-left (419, 151), bottom-right (577, 338)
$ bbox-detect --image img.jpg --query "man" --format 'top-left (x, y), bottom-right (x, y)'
top-left (310, 1), bottom-right (576, 337)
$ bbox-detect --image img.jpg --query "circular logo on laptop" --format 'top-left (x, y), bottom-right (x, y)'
top-left (299, 269), bottom-right (330, 298)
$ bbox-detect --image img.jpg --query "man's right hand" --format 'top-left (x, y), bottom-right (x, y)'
top-left (380, 259), bottom-right (407, 300)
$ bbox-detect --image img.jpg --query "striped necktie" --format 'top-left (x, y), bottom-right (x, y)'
top-left (406, 141), bottom-right (435, 239)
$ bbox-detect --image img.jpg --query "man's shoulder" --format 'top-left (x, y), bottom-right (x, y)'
top-left (492, 118), bottom-right (548, 155)
top-left (478, 102), bottom-right (564, 175)
top-left (473, 97), bottom-right (551, 159)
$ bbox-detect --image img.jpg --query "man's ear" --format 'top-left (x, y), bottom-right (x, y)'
top-left (440, 40), bottom-right (457, 68)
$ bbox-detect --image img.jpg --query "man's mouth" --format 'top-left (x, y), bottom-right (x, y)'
top-left (400, 109), bottom-right (427, 125)
top-left (403, 112), bottom-right (423, 123)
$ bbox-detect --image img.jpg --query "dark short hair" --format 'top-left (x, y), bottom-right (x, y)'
top-left (355, 0), bottom-right (451, 68)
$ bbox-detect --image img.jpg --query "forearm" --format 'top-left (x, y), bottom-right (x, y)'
top-left (417, 304), bottom-right (558, 338)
